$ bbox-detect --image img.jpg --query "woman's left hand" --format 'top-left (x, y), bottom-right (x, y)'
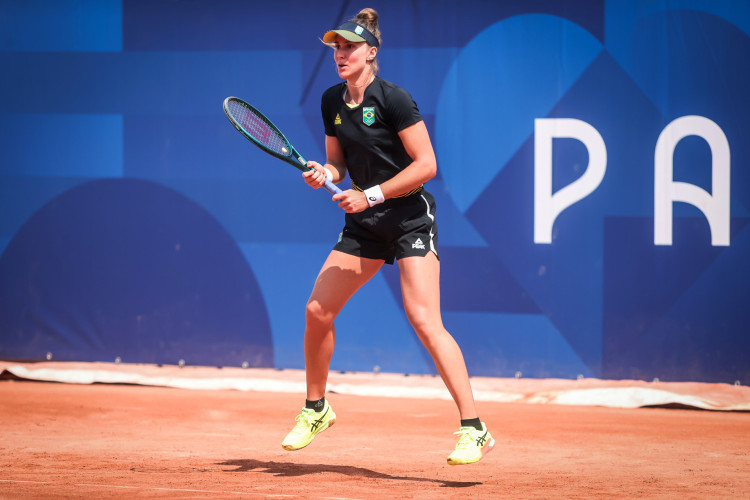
top-left (333, 190), bottom-right (369, 213)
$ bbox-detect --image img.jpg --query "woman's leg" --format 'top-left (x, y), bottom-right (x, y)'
top-left (282, 250), bottom-right (383, 451)
top-left (398, 253), bottom-right (478, 419)
top-left (305, 250), bottom-right (383, 400)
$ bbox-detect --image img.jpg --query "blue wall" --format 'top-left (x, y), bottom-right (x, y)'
top-left (1, 0), bottom-right (748, 383)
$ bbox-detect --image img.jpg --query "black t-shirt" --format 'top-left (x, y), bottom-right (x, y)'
top-left (321, 77), bottom-right (423, 189)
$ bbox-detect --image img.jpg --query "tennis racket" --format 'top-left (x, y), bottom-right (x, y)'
top-left (223, 97), bottom-right (341, 195)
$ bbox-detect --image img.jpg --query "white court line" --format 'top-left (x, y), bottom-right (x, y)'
top-left (74, 484), bottom-right (139, 489)
top-left (0, 479), bottom-right (51, 484)
top-left (1, 479), bottom-right (272, 496)
top-left (0, 480), bottom-right (364, 499)
top-left (75, 483), bottom-right (252, 495)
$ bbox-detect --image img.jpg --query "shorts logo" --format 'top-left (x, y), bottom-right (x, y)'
top-left (363, 107), bottom-right (375, 126)
top-left (412, 238), bottom-right (425, 250)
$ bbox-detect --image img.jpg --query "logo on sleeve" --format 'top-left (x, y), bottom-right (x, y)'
top-left (363, 107), bottom-right (375, 126)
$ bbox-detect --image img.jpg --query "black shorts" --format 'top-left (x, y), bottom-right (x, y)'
top-left (333, 189), bottom-right (439, 265)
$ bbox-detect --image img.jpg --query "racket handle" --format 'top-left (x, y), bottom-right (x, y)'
top-left (323, 179), bottom-right (342, 195)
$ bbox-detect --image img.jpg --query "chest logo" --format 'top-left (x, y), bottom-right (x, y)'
top-left (334, 113), bottom-right (341, 125)
top-left (363, 107), bottom-right (375, 126)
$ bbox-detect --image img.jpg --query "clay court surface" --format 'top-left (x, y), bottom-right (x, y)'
top-left (1, 365), bottom-right (749, 499)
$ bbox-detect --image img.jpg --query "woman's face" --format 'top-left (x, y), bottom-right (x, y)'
top-left (332, 35), bottom-right (375, 79)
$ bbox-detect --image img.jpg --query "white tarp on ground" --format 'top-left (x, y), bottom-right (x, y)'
top-left (2, 362), bottom-right (749, 411)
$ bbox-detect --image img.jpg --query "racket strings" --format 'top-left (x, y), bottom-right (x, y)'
top-left (227, 101), bottom-right (290, 156)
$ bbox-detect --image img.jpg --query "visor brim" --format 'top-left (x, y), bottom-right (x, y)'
top-left (322, 29), bottom-right (367, 44)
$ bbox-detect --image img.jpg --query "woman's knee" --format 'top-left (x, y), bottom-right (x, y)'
top-left (306, 299), bottom-right (335, 328)
top-left (407, 311), bottom-right (444, 345)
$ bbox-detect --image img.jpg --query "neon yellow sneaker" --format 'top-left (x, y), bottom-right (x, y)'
top-left (281, 401), bottom-right (336, 451)
top-left (446, 422), bottom-right (495, 465)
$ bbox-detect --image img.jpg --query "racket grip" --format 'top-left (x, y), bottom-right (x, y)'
top-left (323, 179), bottom-right (342, 195)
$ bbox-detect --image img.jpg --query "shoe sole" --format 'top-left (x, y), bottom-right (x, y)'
top-left (447, 436), bottom-right (495, 465)
top-left (282, 414), bottom-right (336, 451)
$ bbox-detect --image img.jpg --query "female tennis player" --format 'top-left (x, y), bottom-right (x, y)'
top-left (281, 8), bottom-right (494, 465)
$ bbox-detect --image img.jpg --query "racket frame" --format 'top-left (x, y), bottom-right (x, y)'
top-left (223, 97), bottom-right (341, 195)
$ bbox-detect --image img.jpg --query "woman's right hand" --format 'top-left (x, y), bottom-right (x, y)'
top-left (303, 161), bottom-right (329, 190)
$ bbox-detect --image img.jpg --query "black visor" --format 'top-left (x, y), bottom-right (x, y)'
top-left (322, 21), bottom-right (380, 48)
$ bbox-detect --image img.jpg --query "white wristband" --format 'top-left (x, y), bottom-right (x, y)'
top-left (323, 167), bottom-right (333, 183)
top-left (363, 185), bottom-right (385, 207)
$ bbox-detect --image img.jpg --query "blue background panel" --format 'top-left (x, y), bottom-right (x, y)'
top-left (0, 0), bottom-right (122, 52)
top-left (0, 114), bottom-right (123, 177)
top-left (0, 179), bottom-right (272, 366)
top-left (0, 0), bottom-right (748, 384)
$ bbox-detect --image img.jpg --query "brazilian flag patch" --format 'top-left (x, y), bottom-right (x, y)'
top-left (363, 107), bottom-right (375, 126)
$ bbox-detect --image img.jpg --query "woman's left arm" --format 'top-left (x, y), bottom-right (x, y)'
top-left (379, 120), bottom-right (437, 199)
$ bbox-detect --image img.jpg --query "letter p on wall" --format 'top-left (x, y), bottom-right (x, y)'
top-left (534, 118), bottom-right (607, 244)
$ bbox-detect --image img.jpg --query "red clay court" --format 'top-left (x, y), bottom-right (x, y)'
top-left (1, 361), bottom-right (749, 499)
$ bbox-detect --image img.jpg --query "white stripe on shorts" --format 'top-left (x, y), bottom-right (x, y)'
top-left (420, 193), bottom-right (438, 257)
